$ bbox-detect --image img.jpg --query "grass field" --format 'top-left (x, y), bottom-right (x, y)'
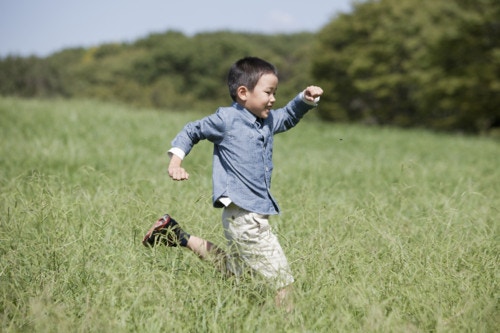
top-left (0, 97), bottom-right (498, 332)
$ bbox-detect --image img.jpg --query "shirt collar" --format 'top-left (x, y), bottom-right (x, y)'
top-left (233, 102), bottom-right (259, 124)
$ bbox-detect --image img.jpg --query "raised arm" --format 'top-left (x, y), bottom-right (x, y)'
top-left (271, 85), bottom-right (324, 134)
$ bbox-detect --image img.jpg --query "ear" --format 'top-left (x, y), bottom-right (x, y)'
top-left (236, 86), bottom-right (248, 101)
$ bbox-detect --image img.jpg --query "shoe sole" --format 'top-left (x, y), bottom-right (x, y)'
top-left (142, 214), bottom-right (178, 247)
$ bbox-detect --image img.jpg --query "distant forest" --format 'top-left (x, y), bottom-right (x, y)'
top-left (1, 0), bottom-right (499, 134)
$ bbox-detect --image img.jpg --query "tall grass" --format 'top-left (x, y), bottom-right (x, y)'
top-left (1, 97), bottom-right (498, 332)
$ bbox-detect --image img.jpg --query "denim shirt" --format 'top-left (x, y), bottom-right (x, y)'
top-left (170, 93), bottom-right (316, 215)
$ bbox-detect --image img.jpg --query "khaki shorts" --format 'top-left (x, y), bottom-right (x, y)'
top-left (222, 203), bottom-right (294, 289)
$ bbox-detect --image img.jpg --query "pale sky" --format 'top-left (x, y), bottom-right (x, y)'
top-left (0, 0), bottom-right (354, 57)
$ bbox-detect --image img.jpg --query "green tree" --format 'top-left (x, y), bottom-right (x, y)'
top-left (312, 0), bottom-right (500, 133)
top-left (412, 0), bottom-right (500, 132)
top-left (0, 56), bottom-right (64, 97)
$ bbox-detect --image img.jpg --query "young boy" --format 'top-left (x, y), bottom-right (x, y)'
top-left (143, 56), bottom-right (323, 309)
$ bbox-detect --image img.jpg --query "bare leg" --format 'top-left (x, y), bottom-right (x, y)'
top-left (186, 235), bottom-right (227, 273)
top-left (186, 235), bottom-right (217, 259)
top-left (275, 284), bottom-right (294, 313)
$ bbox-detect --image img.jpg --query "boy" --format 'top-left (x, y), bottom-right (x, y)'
top-left (143, 56), bottom-right (323, 309)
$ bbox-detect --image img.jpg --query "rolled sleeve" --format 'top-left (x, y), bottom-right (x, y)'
top-left (167, 147), bottom-right (186, 159)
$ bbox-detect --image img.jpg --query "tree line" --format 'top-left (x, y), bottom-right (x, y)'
top-left (0, 31), bottom-right (314, 113)
top-left (1, 0), bottom-right (498, 134)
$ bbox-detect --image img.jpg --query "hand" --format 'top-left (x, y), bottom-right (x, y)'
top-left (303, 86), bottom-right (323, 102)
top-left (168, 154), bottom-right (189, 181)
top-left (168, 166), bottom-right (189, 181)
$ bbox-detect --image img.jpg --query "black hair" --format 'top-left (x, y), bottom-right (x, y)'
top-left (227, 57), bottom-right (278, 102)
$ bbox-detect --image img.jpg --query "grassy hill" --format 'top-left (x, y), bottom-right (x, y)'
top-left (1, 97), bottom-right (498, 332)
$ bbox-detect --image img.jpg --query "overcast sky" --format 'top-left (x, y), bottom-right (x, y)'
top-left (0, 0), bottom-right (354, 57)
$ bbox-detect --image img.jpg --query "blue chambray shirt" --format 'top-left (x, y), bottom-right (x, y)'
top-left (170, 93), bottom-right (316, 215)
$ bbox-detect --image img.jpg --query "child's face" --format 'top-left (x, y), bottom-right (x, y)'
top-left (240, 73), bottom-right (278, 119)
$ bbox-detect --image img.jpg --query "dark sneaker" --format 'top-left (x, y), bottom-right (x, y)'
top-left (142, 214), bottom-right (183, 247)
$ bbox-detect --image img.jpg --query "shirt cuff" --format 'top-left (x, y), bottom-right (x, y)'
top-left (167, 147), bottom-right (186, 160)
top-left (300, 91), bottom-right (320, 106)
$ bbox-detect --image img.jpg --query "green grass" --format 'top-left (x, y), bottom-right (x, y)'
top-left (1, 97), bottom-right (498, 332)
